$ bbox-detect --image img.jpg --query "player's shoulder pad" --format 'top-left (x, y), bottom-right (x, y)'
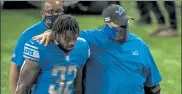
top-left (25, 38), bottom-right (47, 51)
top-left (77, 37), bottom-right (89, 46)
top-left (26, 39), bottom-right (42, 46)
top-left (76, 37), bottom-right (89, 48)
top-left (77, 37), bottom-right (87, 42)
top-left (77, 37), bottom-right (90, 57)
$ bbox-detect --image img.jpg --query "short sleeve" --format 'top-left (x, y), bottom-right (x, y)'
top-left (144, 46), bottom-right (162, 87)
top-left (23, 39), bottom-right (41, 63)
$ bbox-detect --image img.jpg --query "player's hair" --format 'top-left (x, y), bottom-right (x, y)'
top-left (51, 14), bottom-right (80, 40)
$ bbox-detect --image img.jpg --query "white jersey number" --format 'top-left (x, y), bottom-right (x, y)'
top-left (49, 65), bottom-right (77, 94)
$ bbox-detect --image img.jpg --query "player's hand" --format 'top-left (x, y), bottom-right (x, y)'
top-left (33, 29), bottom-right (52, 46)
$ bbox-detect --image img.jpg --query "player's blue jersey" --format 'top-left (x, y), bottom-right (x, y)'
top-left (79, 25), bottom-right (162, 94)
top-left (23, 37), bottom-right (90, 94)
top-left (11, 20), bottom-right (47, 67)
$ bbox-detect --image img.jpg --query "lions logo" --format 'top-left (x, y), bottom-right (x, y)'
top-left (115, 7), bottom-right (125, 15)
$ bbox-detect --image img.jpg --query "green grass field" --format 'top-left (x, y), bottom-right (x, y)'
top-left (1, 2), bottom-right (181, 94)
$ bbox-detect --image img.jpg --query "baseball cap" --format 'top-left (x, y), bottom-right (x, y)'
top-left (102, 4), bottom-right (134, 26)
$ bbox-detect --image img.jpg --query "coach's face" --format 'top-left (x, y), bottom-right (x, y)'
top-left (40, 0), bottom-right (64, 28)
top-left (107, 22), bottom-right (129, 44)
top-left (58, 30), bottom-right (78, 52)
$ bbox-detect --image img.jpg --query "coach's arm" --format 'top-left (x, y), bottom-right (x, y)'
top-left (15, 59), bottom-right (40, 94)
top-left (143, 45), bottom-right (162, 94)
top-left (10, 62), bottom-right (20, 94)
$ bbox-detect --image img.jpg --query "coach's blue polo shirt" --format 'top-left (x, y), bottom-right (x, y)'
top-left (79, 24), bottom-right (162, 94)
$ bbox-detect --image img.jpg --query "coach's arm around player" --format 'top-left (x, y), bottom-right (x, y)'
top-left (33, 29), bottom-right (53, 46)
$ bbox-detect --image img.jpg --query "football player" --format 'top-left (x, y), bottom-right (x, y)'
top-left (15, 14), bottom-right (90, 94)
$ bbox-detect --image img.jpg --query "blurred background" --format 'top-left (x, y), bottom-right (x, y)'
top-left (1, 1), bottom-right (181, 94)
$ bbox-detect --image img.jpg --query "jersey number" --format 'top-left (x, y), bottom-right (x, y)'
top-left (49, 65), bottom-right (77, 94)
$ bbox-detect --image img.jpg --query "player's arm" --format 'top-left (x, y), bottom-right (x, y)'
top-left (15, 59), bottom-right (40, 94)
top-left (15, 39), bottom-right (42, 94)
top-left (143, 45), bottom-right (162, 94)
top-left (74, 67), bottom-right (84, 94)
top-left (74, 42), bottom-right (90, 94)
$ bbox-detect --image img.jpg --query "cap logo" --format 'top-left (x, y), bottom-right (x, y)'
top-left (104, 17), bottom-right (110, 22)
top-left (115, 7), bottom-right (124, 15)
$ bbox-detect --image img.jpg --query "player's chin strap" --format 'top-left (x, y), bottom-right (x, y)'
top-left (144, 84), bottom-right (161, 94)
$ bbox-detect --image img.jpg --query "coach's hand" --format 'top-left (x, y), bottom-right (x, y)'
top-left (33, 29), bottom-right (52, 46)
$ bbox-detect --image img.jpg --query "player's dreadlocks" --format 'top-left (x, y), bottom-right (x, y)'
top-left (51, 14), bottom-right (80, 40)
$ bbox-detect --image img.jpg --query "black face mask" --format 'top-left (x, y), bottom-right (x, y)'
top-left (44, 15), bottom-right (58, 29)
top-left (114, 25), bottom-right (129, 44)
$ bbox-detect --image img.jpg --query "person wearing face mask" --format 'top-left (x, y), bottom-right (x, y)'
top-left (9, 0), bottom-right (63, 94)
top-left (33, 4), bottom-right (162, 94)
